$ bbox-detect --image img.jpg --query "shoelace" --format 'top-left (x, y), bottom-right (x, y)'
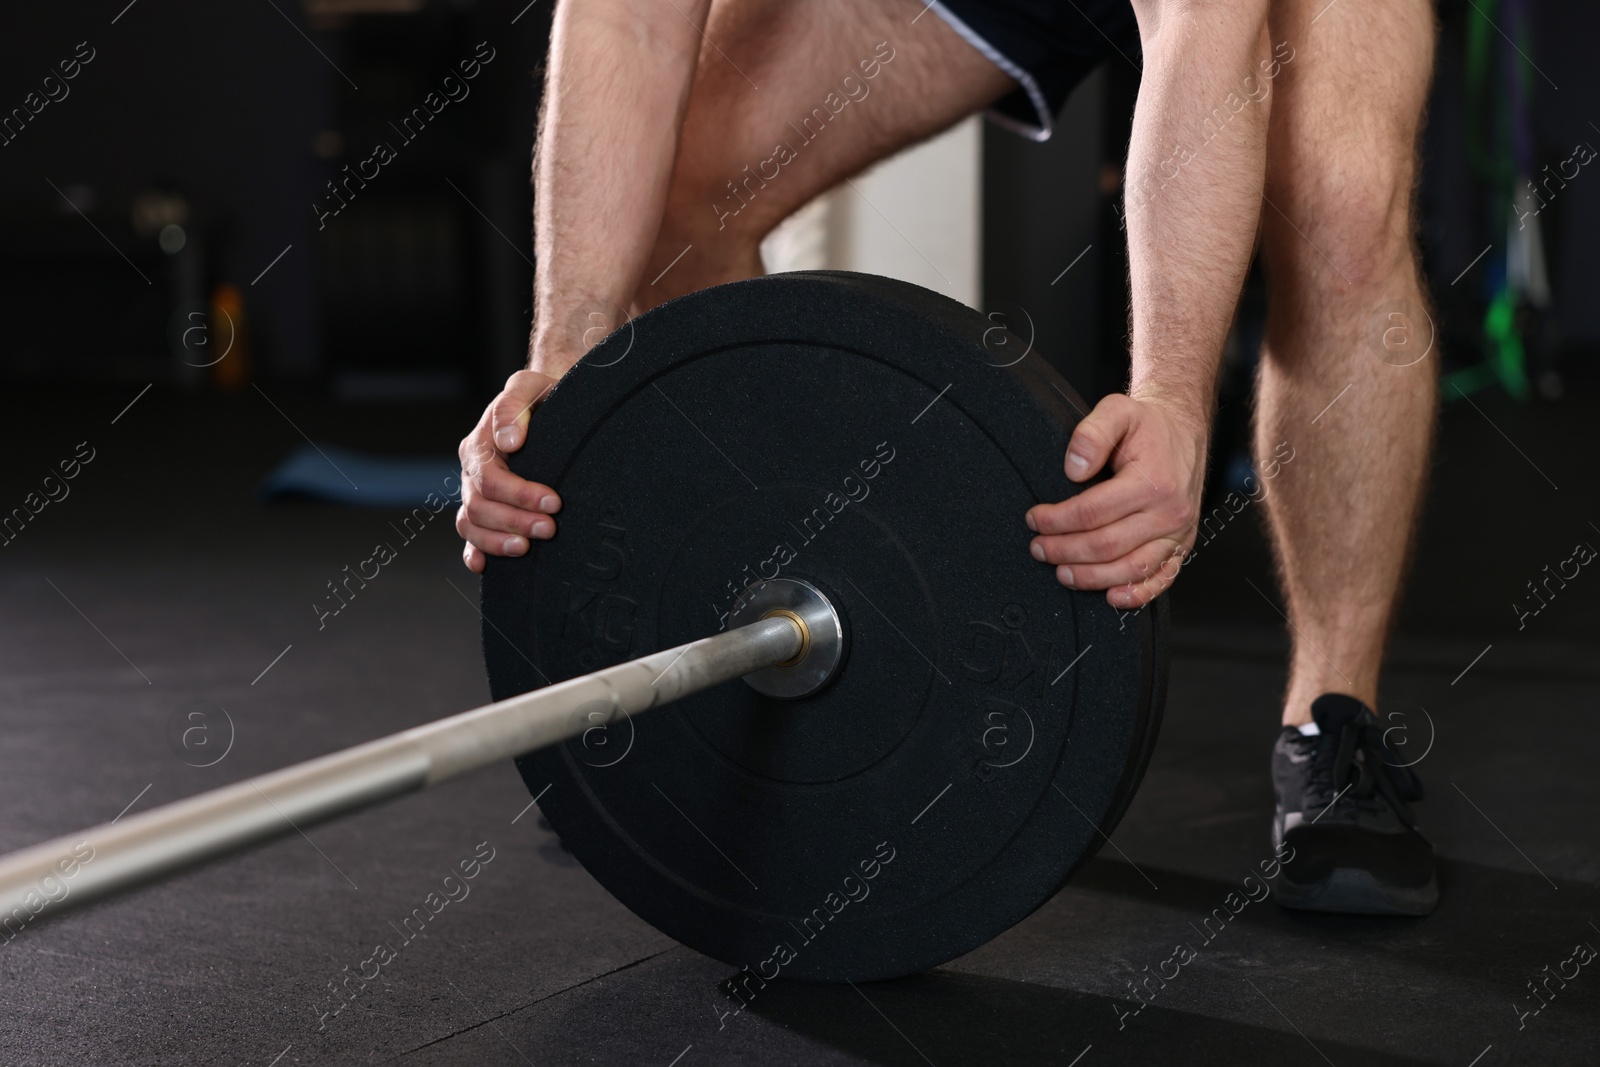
top-left (1306, 715), bottom-right (1426, 828)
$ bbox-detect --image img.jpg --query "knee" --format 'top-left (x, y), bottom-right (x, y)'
top-left (634, 216), bottom-right (763, 309)
top-left (1266, 151), bottom-right (1416, 293)
top-left (653, 150), bottom-right (775, 284)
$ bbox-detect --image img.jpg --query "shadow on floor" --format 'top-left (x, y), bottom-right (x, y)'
top-left (745, 969), bottom-right (1436, 1067)
top-left (1063, 853), bottom-right (1597, 980)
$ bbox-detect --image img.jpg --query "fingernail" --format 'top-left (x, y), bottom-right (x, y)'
top-left (495, 427), bottom-right (519, 451)
top-left (1058, 566), bottom-right (1075, 588)
top-left (1066, 451), bottom-right (1088, 475)
top-left (539, 494), bottom-right (560, 513)
top-left (1025, 511), bottom-right (1037, 532)
top-left (530, 518), bottom-right (552, 539)
top-left (503, 535), bottom-right (528, 556)
top-left (1030, 542), bottom-right (1045, 562)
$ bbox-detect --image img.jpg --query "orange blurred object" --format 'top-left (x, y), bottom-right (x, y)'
top-left (209, 284), bottom-right (250, 391)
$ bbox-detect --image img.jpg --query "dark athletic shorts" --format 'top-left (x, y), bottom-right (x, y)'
top-left (930, 0), bottom-right (1140, 141)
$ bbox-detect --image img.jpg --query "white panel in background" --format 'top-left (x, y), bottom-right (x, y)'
top-left (761, 116), bottom-right (983, 309)
top-left (761, 195), bottom-right (834, 274)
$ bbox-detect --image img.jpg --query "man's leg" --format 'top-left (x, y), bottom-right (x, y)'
top-left (630, 0), bottom-right (1014, 308)
top-left (1256, 0), bottom-right (1438, 726)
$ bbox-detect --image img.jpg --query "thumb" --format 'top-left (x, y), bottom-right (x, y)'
top-left (492, 370), bottom-right (556, 453)
top-left (1064, 394), bottom-right (1135, 482)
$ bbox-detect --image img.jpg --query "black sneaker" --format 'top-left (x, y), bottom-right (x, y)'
top-left (1270, 693), bottom-right (1438, 915)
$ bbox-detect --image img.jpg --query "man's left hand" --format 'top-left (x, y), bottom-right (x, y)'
top-left (1024, 393), bottom-right (1209, 609)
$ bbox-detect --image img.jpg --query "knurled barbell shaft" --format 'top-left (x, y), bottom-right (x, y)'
top-left (0, 614), bottom-right (802, 925)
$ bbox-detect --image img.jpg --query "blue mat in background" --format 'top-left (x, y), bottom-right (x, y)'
top-left (259, 443), bottom-right (461, 508)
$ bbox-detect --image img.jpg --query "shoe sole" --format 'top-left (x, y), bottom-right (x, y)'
top-left (1273, 867), bottom-right (1438, 916)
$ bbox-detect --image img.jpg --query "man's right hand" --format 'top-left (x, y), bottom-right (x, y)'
top-left (457, 369), bottom-right (563, 574)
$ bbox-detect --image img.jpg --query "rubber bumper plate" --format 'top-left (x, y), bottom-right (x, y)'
top-left (482, 271), bottom-right (1167, 982)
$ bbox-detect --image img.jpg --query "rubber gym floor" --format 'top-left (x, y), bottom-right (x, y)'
top-left (1, 380), bottom-right (1596, 1066)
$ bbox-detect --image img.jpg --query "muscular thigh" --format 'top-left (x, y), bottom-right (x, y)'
top-left (1261, 0), bottom-right (1435, 288)
top-left (642, 0), bottom-right (1014, 299)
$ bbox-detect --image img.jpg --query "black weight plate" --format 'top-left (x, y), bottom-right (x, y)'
top-left (482, 271), bottom-right (1167, 983)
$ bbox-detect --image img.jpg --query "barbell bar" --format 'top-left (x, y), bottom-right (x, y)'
top-left (0, 578), bottom-right (846, 927)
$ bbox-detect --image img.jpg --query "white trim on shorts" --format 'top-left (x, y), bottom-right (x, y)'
top-left (922, 0), bottom-right (1054, 142)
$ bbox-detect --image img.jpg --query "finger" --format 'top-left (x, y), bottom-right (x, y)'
top-left (478, 462), bottom-right (561, 513)
top-left (491, 370), bottom-right (555, 452)
top-left (455, 509), bottom-right (530, 559)
top-left (1050, 537), bottom-right (1187, 596)
top-left (459, 427), bottom-right (499, 474)
top-left (1030, 511), bottom-right (1169, 566)
top-left (463, 541), bottom-right (485, 574)
top-left (1026, 475), bottom-right (1149, 535)
top-left (464, 494), bottom-right (555, 540)
top-left (1106, 571), bottom-right (1172, 611)
top-left (1065, 394), bottom-right (1136, 482)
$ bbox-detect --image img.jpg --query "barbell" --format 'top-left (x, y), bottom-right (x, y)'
top-left (0, 271), bottom-right (1167, 983)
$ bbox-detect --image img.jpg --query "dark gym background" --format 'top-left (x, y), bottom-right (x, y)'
top-left (1, 2), bottom-right (1596, 1064)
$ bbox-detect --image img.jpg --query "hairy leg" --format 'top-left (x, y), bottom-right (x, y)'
top-left (1255, 0), bottom-right (1438, 724)
top-left (632, 0), bottom-right (1014, 308)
